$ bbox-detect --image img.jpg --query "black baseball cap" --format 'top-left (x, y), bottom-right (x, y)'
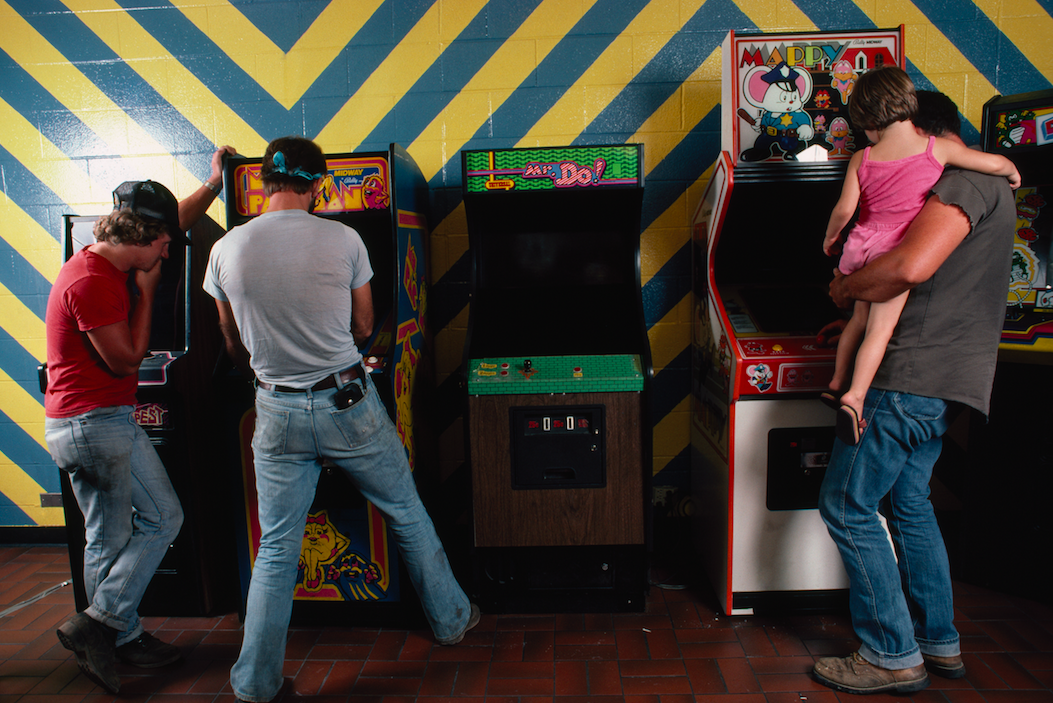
top-left (112, 180), bottom-right (188, 244)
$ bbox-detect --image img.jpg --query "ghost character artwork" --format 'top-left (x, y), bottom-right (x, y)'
top-left (739, 62), bottom-right (815, 162)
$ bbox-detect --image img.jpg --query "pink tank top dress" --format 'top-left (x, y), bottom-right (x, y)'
top-left (838, 135), bottom-right (944, 275)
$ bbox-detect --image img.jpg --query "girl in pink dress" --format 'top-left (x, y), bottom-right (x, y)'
top-left (822, 66), bottom-right (1019, 444)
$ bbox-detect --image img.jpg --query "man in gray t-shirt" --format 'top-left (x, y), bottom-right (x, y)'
top-left (813, 91), bottom-right (1015, 695)
top-left (204, 137), bottom-right (479, 703)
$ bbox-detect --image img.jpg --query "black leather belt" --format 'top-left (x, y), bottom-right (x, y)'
top-left (257, 364), bottom-right (364, 393)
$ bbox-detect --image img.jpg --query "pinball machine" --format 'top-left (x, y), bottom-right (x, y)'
top-left (221, 144), bottom-right (433, 624)
top-left (461, 144), bottom-right (653, 613)
top-left (690, 28), bottom-right (904, 614)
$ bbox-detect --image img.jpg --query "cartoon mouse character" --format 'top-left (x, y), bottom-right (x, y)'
top-left (739, 62), bottom-right (815, 162)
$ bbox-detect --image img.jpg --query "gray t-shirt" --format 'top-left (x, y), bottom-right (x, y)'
top-left (872, 168), bottom-right (1015, 416)
top-left (203, 209), bottom-right (374, 388)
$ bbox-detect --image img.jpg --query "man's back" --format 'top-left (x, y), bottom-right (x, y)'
top-left (204, 209), bottom-right (373, 387)
top-left (874, 168), bottom-right (1015, 415)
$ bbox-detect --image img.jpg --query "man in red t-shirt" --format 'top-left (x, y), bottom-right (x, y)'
top-left (45, 147), bottom-right (234, 694)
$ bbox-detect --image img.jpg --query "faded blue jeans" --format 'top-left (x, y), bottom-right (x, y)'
top-left (230, 372), bottom-right (471, 703)
top-left (45, 405), bottom-right (184, 647)
top-left (819, 389), bottom-right (961, 670)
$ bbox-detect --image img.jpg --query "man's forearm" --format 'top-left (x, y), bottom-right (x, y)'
top-left (834, 254), bottom-right (916, 305)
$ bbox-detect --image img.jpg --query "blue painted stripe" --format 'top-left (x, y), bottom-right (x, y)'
top-left (582, 0), bottom-right (753, 140)
top-left (906, 61), bottom-right (982, 145)
top-left (227, 0), bottom-right (329, 53)
top-left (0, 326), bottom-right (47, 393)
top-left (642, 242), bottom-right (691, 329)
top-left (0, 48), bottom-right (110, 163)
top-left (362, 0), bottom-right (545, 149)
top-left (909, 0), bottom-right (1050, 94)
top-left (0, 410), bottom-right (60, 493)
top-left (651, 346), bottom-right (692, 421)
top-left (0, 504), bottom-right (35, 527)
top-left (791, 0), bottom-right (876, 30)
top-left (13, 1), bottom-right (226, 183)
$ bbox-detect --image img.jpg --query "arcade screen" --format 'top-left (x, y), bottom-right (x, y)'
top-left (712, 166), bottom-right (846, 335)
top-left (469, 188), bottom-right (641, 358)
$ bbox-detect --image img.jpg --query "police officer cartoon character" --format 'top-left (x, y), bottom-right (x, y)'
top-left (739, 62), bottom-right (815, 162)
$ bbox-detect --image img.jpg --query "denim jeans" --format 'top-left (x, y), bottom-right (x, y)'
top-left (230, 372), bottom-right (471, 703)
top-left (44, 405), bottom-right (184, 646)
top-left (819, 389), bottom-right (961, 670)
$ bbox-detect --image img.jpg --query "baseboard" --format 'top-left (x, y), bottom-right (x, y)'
top-left (0, 526), bottom-right (67, 546)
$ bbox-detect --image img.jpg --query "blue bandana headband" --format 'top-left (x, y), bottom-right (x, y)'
top-left (271, 151), bottom-right (325, 180)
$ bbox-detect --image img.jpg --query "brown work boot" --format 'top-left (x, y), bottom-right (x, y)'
top-left (56, 612), bottom-right (120, 694)
top-left (813, 652), bottom-right (930, 694)
top-left (923, 653), bottom-right (966, 679)
top-left (116, 631), bottom-right (182, 668)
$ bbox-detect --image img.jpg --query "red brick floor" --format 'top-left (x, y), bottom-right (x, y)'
top-left (1, 544), bottom-right (1051, 702)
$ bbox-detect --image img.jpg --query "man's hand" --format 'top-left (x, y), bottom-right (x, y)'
top-left (134, 257), bottom-right (164, 297)
top-left (817, 319), bottom-right (848, 347)
top-left (828, 267), bottom-right (851, 309)
top-left (211, 145), bottom-right (237, 183)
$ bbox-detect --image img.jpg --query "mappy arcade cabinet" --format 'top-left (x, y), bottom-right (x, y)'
top-left (691, 29), bottom-right (904, 615)
top-left (222, 144), bottom-right (432, 625)
top-left (461, 145), bottom-right (652, 613)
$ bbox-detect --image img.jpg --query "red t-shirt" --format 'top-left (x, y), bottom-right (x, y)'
top-left (45, 248), bottom-right (138, 418)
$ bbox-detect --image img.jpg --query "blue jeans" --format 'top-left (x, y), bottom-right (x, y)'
top-left (231, 372), bottom-right (471, 703)
top-left (819, 389), bottom-right (961, 670)
top-left (44, 405), bottom-right (184, 647)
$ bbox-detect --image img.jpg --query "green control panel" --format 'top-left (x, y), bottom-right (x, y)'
top-left (467, 354), bottom-right (644, 395)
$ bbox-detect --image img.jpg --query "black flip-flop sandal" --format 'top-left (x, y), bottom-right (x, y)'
top-left (836, 405), bottom-right (862, 445)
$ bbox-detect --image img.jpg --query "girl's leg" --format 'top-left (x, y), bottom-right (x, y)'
top-left (839, 291), bottom-right (909, 419)
top-left (830, 300), bottom-right (869, 393)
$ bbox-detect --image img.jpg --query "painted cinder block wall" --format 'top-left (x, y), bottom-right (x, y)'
top-left (1, 0), bottom-right (1050, 528)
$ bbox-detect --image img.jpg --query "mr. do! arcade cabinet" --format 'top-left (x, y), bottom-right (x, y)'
top-left (461, 145), bottom-right (652, 613)
top-left (691, 29), bottom-right (904, 614)
top-left (222, 144), bottom-right (432, 624)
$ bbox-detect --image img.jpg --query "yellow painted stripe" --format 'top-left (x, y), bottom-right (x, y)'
top-left (408, 0), bottom-right (600, 182)
top-left (3, 3), bottom-right (237, 225)
top-left (976, 0), bottom-right (1053, 85)
top-left (0, 95), bottom-right (97, 209)
top-left (0, 190), bottom-right (61, 284)
top-left (652, 395), bottom-right (690, 476)
top-left (0, 281), bottom-right (46, 362)
top-left (849, 0), bottom-right (997, 128)
top-left (317, 1), bottom-right (489, 152)
top-left (59, 0), bottom-right (268, 180)
top-left (732, 0), bottom-right (817, 33)
top-left (517, 0), bottom-right (706, 147)
top-left (0, 367), bottom-right (46, 450)
top-left (648, 293), bottom-right (693, 372)
top-left (0, 450), bottom-right (63, 526)
top-left (169, 0), bottom-right (384, 110)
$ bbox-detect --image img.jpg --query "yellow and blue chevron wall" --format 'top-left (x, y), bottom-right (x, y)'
top-left (2, 0), bottom-right (1051, 528)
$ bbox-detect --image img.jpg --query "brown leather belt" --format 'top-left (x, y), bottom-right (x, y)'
top-left (257, 364), bottom-right (364, 393)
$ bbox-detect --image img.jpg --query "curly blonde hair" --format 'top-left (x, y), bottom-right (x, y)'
top-left (93, 210), bottom-right (170, 246)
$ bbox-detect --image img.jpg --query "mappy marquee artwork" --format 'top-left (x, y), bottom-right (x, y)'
top-left (732, 32), bottom-right (901, 163)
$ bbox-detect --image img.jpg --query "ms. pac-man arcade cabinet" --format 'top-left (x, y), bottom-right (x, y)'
top-left (461, 144), bottom-right (652, 613)
top-left (691, 29), bottom-right (904, 615)
top-left (222, 144), bottom-right (432, 624)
